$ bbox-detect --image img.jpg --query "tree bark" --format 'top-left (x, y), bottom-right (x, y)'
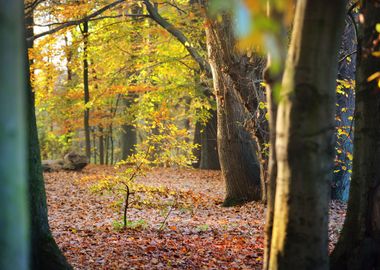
top-left (263, 5), bottom-right (288, 269)
top-left (0, 1), bottom-right (29, 269)
top-left (331, 1), bottom-right (380, 269)
top-left (25, 7), bottom-right (72, 270)
top-left (269, 1), bottom-right (346, 269)
top-left (205, 15), bottom-right (265, 205)
top-left (82, 20), bottom-right (91, 162)
top-left (332, 12), bottom-right (357, 201)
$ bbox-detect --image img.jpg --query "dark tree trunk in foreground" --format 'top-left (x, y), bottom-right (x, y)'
top-left (269, 1), bottom-right (346, 269)
top-left (82, 20), bottom-right (91, 162)
top-left (0, 1), bottom-right (29, 269)
top-left (331, 1), bottom-right (380, 269)
top-left (25, 8), bottom-right (72, 270)
top-left (332, 12), bottom-right (357, 201)
top-left (205, 14), bottom-right (264, 206)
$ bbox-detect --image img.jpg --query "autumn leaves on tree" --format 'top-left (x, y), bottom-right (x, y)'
top-left (1, 0), bottom-right (380, 269)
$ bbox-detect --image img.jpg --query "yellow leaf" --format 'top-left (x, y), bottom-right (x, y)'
top-left (367, 72), bottom-right (380, 82)
top-left (376, 23), bottom-right (380, 33)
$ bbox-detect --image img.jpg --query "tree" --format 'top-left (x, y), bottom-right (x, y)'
top-left (0, 1), bottom-right (29, 269)
top-left (144, 0), bottom-right (269, 204)
top-left (143, 0), bottom-right (221, 171)
top-left (332, 5), bottom-right (357, 201)
top-left (25, 3), bottom-right (72, 269)
top-left (205, 12), bottom-right (265, 205)
top-left (267, 0), bottom-right (346, 269)
top-left (262, 4), bottom-right (288, 269)
top-left (331, 1), bottom-right (380, 269)
top-left (81, 20), bottom-right (91, 161)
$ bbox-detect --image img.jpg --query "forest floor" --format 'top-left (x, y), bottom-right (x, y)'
top-left (45, 165), bottom-right (347, 270)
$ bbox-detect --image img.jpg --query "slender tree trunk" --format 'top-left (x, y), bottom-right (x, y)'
top-left (269, 1), bottom-right (346, 269)
top-left (82, 21), bottom-right (91, 161)
top-left (263, 5), bottom-right (287, 269)
top-left (331, 1), bottom-right (380, 269)
top-left (0, 2), bottom-right (29, 269)
top-left (98, 126), bottom-right (104, 165)
top-left (332, 13), bottom-right (357, 201)
top-left (205, 14), bottom-right (264, 206)
top-left (25, 9), bottom-right (72, 270)
top-left (110, 125), bottom-right (114, 165)
top-left (105, 133), bottom-right (109, 165)
top-left (92, 129), bottom-right (97, 164)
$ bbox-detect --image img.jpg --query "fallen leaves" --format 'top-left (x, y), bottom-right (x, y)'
top-left (44, 165), bottom-right (346, 269)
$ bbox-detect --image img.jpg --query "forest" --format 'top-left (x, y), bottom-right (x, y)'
top-left (1, 0), bottom-right (379, 269)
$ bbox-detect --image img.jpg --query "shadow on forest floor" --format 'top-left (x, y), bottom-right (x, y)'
top-left (45, 165), bottom-right (346, 270)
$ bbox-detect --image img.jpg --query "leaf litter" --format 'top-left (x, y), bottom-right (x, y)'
top-left (45, 165), bottom-right (346, 269)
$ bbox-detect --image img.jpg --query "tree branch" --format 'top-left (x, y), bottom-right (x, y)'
top-left (28, 0), bottom-right (125, 42)
top-left (143, 0), bottom-right (210, 74)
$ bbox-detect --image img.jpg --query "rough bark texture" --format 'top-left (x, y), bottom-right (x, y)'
top-left (331, 1), bottom-right (380, 269)
top-left (205, 14), bottom-right (265, 206)
top-left (269, 1), bottom-right (346, 269)
top-left (0, 1), bottom-right (29, 269)
top-left (25, 9), bottom-right (72, 270)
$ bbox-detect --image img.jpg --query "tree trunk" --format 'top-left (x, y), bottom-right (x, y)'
top-left (0, 2), bottom-right (29, 269)
top-left (205, 14), bottom-right (265, 205)
top-left (263, 5), bottom-right (288, 269)
top-left (25, 8), bottom-right (72, 270)
top-left (105, 133), bottom-right (109, 165)
top-left (331, 1), bottom-right (380, 269)
top-left (269, 1), bottom-right (346, 269)
top-left (120, 95), bottom-right (137, 160)
top-left (332, 14), bottom-right (357, 201)
top-left (194, 108), bottom-right (220, 170)
top-left (98, 126), bottom-right (104, 165)
top-left (82, 21), bottom-right (91, 162)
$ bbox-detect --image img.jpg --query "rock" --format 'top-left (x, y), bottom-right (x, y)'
top-left (41, 159), bottom-right (64, 172)
top-left (42, 152), bottom-right (88, 172)
top-left (62, 152), bottom-right (88, 171)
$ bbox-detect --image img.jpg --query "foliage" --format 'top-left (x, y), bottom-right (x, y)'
top-left (31, 0), bottom-right (209, 163)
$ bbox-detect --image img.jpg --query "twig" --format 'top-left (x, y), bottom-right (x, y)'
top-left (158, 204), bottom-right (175, 231)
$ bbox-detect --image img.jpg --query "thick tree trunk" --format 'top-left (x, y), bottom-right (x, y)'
top-left (25, 9), bottom-right (72, 270)
top-left (331, 1), bottom-right (380, 269)
top-left (0, 2), bottom-right (29, 269)
top-left (269, 1), bottom-right (345, 269)
top-left (332, 14), bottom-right (357, 201)
top-left (82, 21), bottom-right (91, 161)
top-left (205, 15), bottom-right (264, 205)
